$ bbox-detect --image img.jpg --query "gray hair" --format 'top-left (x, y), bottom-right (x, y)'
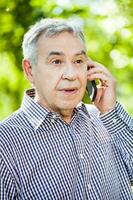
top-left (22, 18), bottom-right (85, 66)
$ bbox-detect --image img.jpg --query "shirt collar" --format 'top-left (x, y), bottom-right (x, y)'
top-left (21, 88), bottom-right (86, 130)
top-left (21, 89), bottom-right (51, 130)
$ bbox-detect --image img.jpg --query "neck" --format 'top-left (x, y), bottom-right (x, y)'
top-left (59, 110), bottom-right (74, 124)
top-left (34, 96), bottom-right (74, 124)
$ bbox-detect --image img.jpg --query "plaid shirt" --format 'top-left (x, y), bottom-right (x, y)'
top-left (0, 89), bottom-right (133, 199)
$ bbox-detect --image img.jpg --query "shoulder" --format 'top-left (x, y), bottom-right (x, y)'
top-left (0, 109), bottom-right (22, 128)
top-left (0, 109), bottom-right (27, 160)
top-left (0, 109), bottom-right (26, 141)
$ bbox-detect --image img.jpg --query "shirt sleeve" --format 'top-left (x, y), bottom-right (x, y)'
top-left (100, 102), bottom-right (133, 181)
top-left (0, 156), bottom-right (17, 200)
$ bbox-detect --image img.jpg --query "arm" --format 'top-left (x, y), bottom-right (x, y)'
top-left (87, 60), bottom-right (133, 181)
top-left (0, 156), bottom-right (17, 200)
top-left (100, 102), bottom-right (133, 181)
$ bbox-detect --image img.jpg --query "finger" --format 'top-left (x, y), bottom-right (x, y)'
top-left (99, 80), bottom-right (109, 87)
top-left (94, 86), bottom-right (104, 103)
top-left (87, 59), bottom-right (113, 76)
top-left (87, 65), bottom-right (112, 78)
top-left (87, 59), bottom-right (103, 70)
top-left (87, 73), bottom-right (110, 86)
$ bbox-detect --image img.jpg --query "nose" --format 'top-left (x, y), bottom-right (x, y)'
top-left (62, 63), bottom-right (77, 80)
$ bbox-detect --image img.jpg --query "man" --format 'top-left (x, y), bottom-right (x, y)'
top-left (0, 18), bottom-right (132, 199)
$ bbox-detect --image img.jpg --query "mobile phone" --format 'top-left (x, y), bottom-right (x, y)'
top-left (86, 80), bottom-right (97, 102)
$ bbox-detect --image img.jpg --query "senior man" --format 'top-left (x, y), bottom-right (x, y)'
top-left (0, 18), bottom-right (133, 199)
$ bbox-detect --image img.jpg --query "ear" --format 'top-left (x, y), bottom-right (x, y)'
top-left (22, 59), bottom-right (34, 84)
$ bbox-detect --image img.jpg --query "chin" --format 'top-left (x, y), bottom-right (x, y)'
top-left (59, 100), bottom-right (80, 110)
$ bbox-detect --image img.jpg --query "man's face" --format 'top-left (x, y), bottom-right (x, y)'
top-left (31, 32), bottom-right (88, 114)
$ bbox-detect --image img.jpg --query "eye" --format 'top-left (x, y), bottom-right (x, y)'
top-left (52, 59), bottom-right (62, 65)
top-left (77, 59), bottom-right (83, 63)
top-left (75, 59), bottom-right (83, 64)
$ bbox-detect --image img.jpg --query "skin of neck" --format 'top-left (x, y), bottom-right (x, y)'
top-left (34, 93), bottom-right (75, 124)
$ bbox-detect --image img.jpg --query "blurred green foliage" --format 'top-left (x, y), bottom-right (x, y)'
top-left (0, 0), bottom-right (133, 120)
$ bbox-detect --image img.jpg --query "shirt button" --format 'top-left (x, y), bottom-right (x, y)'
top-left (52, 114), bottom-right (56, 118)
top-left (51, 119), bottom-right (55, 123)
top-left (112, 118), bottom-right (117, 123)
top-left (88, 184), bottom-right (91, 190)
top-left (120, 113), bottom-right (124, 118)
top-left (51, 114), bottom-right (57, 123)
top-left (79, 154), bottom-right (84, 160)
top-left (129, 119), bottom-right (133, 130)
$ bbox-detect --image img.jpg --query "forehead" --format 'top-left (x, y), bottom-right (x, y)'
top-left (37, 31), bottom-right (86, 56)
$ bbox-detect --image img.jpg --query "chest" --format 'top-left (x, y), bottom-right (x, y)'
top-left (14, 120), bottom-right (120, 199)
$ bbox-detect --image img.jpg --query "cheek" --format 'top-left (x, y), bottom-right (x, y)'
top-left (80, 69), bottom-right (87, 84)
top-left (33, 71), bottom-right (49, 91)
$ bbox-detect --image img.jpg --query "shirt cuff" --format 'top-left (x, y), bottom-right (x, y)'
top-left (100, 102), bottom-right (133, 134)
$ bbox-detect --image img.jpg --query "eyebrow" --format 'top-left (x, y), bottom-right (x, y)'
top-left (48, 51), bottom-right (65, 57)
top-left (75, 50), bottom-right (87, 57)
top-left (47, 50), bottom-right (87, 59)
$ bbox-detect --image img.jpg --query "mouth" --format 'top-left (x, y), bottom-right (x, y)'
top-left (59, 88), bottom-right (78, 94)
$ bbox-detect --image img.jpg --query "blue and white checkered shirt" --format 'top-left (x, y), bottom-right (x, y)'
top-left (0, 89), bottom-right (133, 200)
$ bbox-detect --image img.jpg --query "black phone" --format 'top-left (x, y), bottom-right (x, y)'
top-left (86, 80), bottom-right (97, 102)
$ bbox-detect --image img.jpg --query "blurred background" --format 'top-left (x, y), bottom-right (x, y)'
top-left (0, 0), bottom-right (133, 120)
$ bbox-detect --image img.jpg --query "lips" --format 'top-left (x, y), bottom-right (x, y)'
top-left (64, 89), bottom-right (76, 92)
top-left (59, 87), bottom-right (77, 91)
top-left (59, 87), bottom-right (78, 94)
